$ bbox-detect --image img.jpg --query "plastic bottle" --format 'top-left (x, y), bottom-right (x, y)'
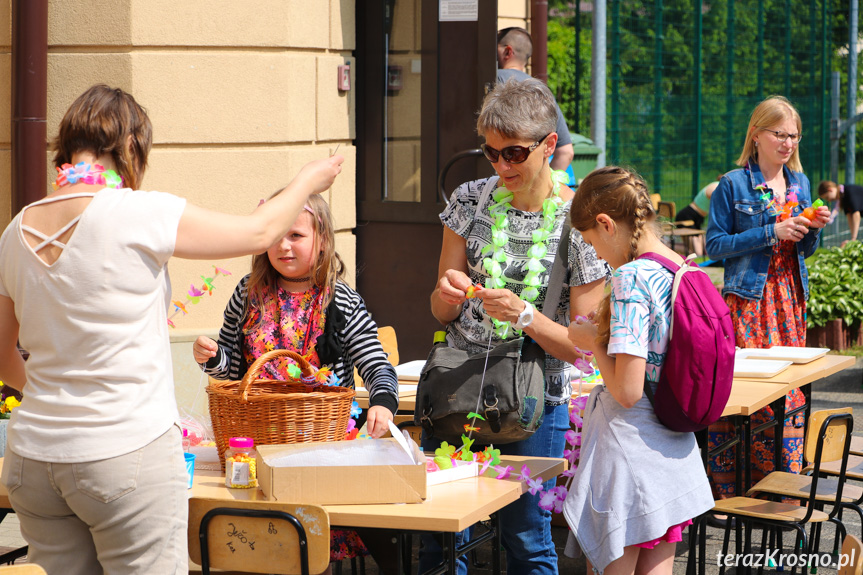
top-left (181, 428), bottom-right (191, 452)
top-left (225, 437), bottom-right (258, 489)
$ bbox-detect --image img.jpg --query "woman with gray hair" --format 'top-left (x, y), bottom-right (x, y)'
top-left (426, 78), bottom-right (608, 574)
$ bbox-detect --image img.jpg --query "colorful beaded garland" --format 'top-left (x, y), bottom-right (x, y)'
top-left (480, 169), bottom-right (569, 339)
top-left (53, 161), bottom-right (123, 191)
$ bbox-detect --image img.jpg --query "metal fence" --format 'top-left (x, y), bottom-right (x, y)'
top-left (566, 0), bottom-right (854, 247)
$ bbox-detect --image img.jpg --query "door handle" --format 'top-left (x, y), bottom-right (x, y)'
top-left (438, 148), bottom-right (484, 204)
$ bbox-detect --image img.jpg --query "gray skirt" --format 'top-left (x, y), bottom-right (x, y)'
top-left (562, 385), bottom-right (714, 573)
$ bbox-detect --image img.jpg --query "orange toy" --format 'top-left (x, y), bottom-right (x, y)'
top-left (801, 199), bottom-right (825, 222)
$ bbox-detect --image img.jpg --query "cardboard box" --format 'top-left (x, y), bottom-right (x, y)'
top-left (257, 439), bottom-right (428, 505)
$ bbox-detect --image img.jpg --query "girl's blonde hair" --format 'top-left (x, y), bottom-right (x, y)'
top-left (736, 95), bottom-right (803, 172)
top-left (570, 166), bottom-right (657, 346)
top-left (245, 194), bottom-right (345, 323)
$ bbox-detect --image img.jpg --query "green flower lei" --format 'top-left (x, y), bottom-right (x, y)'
top-left (480, 169), bottom-right (570, 339)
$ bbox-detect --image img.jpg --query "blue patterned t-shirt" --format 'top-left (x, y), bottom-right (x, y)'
top-left (607, 259), bottom-right (674, 384)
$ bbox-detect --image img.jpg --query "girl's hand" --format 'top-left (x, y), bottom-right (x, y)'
top-left (806, 206), bottom-right (832, 229)
top-left (775, 216), bottom-right (810, 242)
top-left (476, 288), bottom-right (523, 323)
top-left (297, 155), bottom-right (344, 195)
top-left (568, 319), bottom-right (598, 353)
top-left (193, 336), bottom-right (218, 364)
top-left (435, 269), bottom-right (473, 306)
top-left (366, 405), bottom-right (394, 439)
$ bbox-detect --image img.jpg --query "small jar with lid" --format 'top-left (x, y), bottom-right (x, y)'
top-left (225, 437), bottom-right (258, 489)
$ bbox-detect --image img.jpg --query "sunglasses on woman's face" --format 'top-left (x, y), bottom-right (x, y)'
top-left (481, 134), bottom-right (551, 164)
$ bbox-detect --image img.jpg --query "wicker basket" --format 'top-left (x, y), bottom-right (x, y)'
top-left (207, 349), bottom-right (355, 470)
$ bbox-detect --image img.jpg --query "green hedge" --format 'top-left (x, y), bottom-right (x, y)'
top-left (806, 242), bottom-right (863, 328)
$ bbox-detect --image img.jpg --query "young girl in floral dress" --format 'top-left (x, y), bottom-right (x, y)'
top-left (194, 194), bottom-right (399, 570)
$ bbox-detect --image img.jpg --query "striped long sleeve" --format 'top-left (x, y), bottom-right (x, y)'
top-left (201, 275), bottom-right (399, 415)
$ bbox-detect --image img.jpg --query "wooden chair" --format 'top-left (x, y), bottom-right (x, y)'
top-left (745, 407), bottom-right (863, 561)
top-left (377, 326), bottom-right (399, 367)
top-left (188, 497), bottom-right (330, 575)
top-left (840, 534), bottom-right (863, 575)
top-left (656, 200), bottom-right (704, 255)
top-left (851, 435), bottom-right (863, 457)
top-left (0, 566), bottom-right (47, 574)
top-left (690, 408), bottom-right (854, 575)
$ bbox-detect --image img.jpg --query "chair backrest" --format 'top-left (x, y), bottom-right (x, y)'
top-left (805, 407), bottom-right (854, 464)
top-left (840, 534), bottom-right (863, 575)
top-left (657, 200), bottom-right (676, 221)
top-left (804, 408), bottom-right (854, 517)
top-left (378, 326), bottom-right (399, 366)
top-left (188, 497), bottom-right (329, 575)
top-left (649, 193), bottom-right (661, 211)
top-left (0, 566), bottom-right (48, 574)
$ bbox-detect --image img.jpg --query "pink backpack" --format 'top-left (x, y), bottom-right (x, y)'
top-left (637, 253), bottom-right (734, 432)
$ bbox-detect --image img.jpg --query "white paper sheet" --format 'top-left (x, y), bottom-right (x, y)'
top-left (736, 346), bottom-right (829, 364)
top-left (395, 360), bottom-right (427, 382)
top-left (733, 358), bottom-right (793, 378)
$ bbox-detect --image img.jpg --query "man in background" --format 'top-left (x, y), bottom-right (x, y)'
top-left (497, 27), bottom-right (574, 171)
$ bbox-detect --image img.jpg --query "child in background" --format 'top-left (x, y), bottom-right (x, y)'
top-left (193, 193), bottom-right (398, 571)
top-left (563, 166), bottom-right (713, 575)
top-left (817, 180), bottom-right (863, 247)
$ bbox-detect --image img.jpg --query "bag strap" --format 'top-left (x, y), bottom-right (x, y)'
top-left (464, 176), bottom-right (500, 239)
top-left (540, 202), bottom-right (572, 319)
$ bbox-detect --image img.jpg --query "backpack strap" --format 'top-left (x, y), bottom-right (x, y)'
top-left (635, 252), bottom-right (698, 407)
top-left (637, 252), bottom-right (700, 339)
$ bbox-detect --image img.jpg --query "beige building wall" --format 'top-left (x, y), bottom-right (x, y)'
top-left (498, 0), bottom-right (530, 33)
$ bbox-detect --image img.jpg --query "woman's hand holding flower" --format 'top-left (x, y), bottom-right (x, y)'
top-left (435, 269), bottom-right (473, 306)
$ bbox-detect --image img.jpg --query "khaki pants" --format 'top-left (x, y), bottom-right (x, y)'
top-left (1, 426), bottom-right (188, 575)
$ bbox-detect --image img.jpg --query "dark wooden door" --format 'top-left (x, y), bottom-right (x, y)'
top-left (355, 1), bottom-right (497, 360)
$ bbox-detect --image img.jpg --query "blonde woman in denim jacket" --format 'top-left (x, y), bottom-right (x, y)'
top-left (705, 96), bottom-right (830, 500)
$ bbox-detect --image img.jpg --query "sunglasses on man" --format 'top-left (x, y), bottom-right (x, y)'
top-left (481, 134), bottom-right (551, 164)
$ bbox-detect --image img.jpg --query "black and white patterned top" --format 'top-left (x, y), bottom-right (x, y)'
top-left (200, 275), bottom-right (399, 415)
top-left (441, 176), bottom-right (611, 404)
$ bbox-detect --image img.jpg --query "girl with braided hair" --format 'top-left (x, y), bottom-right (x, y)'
top-left (563, 166), bottom-right (713, 575)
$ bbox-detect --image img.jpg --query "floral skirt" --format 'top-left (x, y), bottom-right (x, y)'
top-left (708, 238), bottom-right (807, 497)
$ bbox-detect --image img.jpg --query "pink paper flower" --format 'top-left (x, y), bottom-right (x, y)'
top-left (495, 465), bottom-right (513, 479)
top-left (571, 396), bottom-right (589, 410)
top-left (525, 476), bottom-right (544, 495)
top-left (519, 465), bottom-right (532, 483)
top-left (538, 489), bottom-right (559, 511)
top-left (574, 357), bottom-right (594, 375)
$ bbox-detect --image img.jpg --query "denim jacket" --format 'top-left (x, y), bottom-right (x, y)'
top-left (705, 161), bottom-right (820, 301)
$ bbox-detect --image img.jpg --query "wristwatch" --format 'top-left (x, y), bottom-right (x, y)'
top-left (513, 301), bottom-right (535, 330)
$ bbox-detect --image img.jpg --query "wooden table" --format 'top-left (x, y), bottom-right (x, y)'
top-left (709, 354), bottom-right (855, 493)
top-left (191, 454), bottom-right (565, 574)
